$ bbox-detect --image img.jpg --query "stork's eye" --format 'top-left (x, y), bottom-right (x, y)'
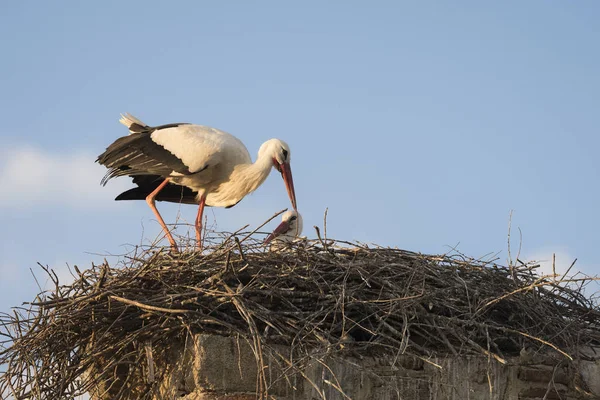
top-left (290, 216), bottom-right (297, 221)
top-left (281, 148), bottom-right (288, 160)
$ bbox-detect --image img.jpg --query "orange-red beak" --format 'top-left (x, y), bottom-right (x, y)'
top-left (280, 162), bottom-right (297, 210)
top-left (264, 219), bottom-right (291, 244)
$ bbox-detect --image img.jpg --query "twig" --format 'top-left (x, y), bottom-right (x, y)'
top-left (109, 296), bottom-right (190, 314)
top-left (323, 208), bottom-right (329, 243)
top-left (238, 208), bottom-right (287, 246)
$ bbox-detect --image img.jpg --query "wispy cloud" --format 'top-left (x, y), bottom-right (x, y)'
top-left (523, 248), bottom-right (579, 277)
top-left (0, 146), bottom-right (131, 208)
top-left (523, 247), bottom-right (600, 301)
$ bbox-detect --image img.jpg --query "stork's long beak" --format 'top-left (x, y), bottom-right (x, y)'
top-left (264, 220), bottom-right (291, 245)
top-left (280, 162), bottom-right (297, 210)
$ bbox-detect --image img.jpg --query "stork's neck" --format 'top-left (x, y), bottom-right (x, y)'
top-left (251, 152), bottom-right (274, 185)
top-left (234, 151), bottom-right (274, 195)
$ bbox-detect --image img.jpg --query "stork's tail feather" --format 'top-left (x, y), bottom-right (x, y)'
top-left (115, 179), bottom-right (199, 204)
top-left (119, 113), bottom-right (149, 134)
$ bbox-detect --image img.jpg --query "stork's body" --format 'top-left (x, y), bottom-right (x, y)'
top-left (264, 210), bottom-right (304, 251)
top-left (97, 114), bottom-right (297, 252)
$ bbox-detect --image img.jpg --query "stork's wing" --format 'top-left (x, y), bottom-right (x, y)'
top-left (97, 123), bottom-right (193, 185)
top-left (150, 124), bottom-right (252, 174)
top-left (98, 118), bottom-right (252, 187)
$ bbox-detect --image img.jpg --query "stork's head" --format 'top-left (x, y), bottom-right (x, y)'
top-left (259, 139), bottom-right (297, 210)
top-left (264, 210), bottom-right (303, 245)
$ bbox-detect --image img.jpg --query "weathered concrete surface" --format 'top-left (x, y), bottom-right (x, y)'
top-left (92, 334), bottom-right (600, 400)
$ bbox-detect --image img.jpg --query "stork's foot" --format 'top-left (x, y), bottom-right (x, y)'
top-left (169, 244), bottom-right (180, 254)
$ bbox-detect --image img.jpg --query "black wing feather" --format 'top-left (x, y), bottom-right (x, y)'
top-left (115, 175), bottom-right (199, 204)
top-left (97, 123), bottom-right (192, 186)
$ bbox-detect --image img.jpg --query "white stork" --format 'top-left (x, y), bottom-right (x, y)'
top-left (97, 114), bottom-right (297, 252)
top-left (264, 210), bottom-right (303, 250)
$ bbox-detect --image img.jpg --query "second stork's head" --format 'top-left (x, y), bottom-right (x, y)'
top-left (264, 210), bottom-right (303, 246)
top-left (259, 139), bottom-right (297, 210)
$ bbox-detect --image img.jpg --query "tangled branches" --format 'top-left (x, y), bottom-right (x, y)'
top-left (1, 231), bottom-right (599, 399)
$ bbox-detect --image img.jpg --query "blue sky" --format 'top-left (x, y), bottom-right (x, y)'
top-left (1, 1), bottom-right (599, 317)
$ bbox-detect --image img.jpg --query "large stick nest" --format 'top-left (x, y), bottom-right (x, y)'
top-left (1, 226), bottom-right (599, 399)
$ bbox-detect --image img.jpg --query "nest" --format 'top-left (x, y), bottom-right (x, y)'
top-left (1, 224), bottom-right (599, 399)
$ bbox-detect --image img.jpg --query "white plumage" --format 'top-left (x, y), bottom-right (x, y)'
top-left (98, 114), bottom-right (298, 252)
top-left (150, 124), bottom-right (250, 178)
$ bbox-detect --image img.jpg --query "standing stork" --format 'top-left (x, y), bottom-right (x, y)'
top-left (97, 114), bottom-right (297, 252)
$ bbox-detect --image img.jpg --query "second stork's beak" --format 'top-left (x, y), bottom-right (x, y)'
top-left (264, 219), bottom-right (291, 244)
top-left (280, 162), bottom-right (297, 210)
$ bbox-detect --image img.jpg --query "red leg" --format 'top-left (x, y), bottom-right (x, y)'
top-left (146, 178), bottom-right (178, 253)
top-left (195, 194), bottom-right (207, 251)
